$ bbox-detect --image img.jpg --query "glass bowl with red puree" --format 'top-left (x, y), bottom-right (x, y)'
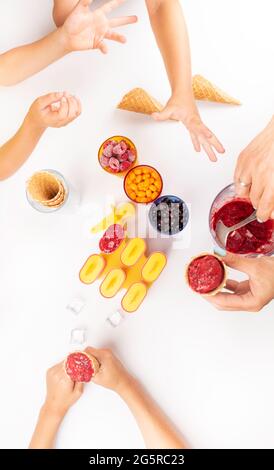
top-left (209, 184), bottom-right (274, 256)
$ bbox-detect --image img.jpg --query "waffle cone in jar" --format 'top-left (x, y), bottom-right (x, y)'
top-left (185, 252), bottom-right (227, 297)
top-left (117, 88), bottom-right (164, 115)
top-left (27, 171), bottom-right (62, 205)
top-left (43, 183), bottom-right (66, 207)
top-left (192, 75), bottom-right (241, 105)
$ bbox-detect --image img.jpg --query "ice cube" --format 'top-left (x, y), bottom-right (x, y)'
top-left (70, 328), bottom-right (87, 345)
top-left (66, 298), bottom-right (85, 315)
top-left (106, 310), bottom-right (125, 328)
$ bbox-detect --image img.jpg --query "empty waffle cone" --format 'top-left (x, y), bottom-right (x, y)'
top-left (27, 171), bottom-right (62, 205)
top-left (192, 75), bottom-right (241, 105)
top-left (117, 88), bottom-right (164, 115)
top-left (43, 183), bottom-right (66, 207)
top-left (185, 252), bottom-right (227, 297)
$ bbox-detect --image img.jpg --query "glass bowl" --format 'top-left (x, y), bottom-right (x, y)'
top-left (149, 195), bottom-right (189, 235)
top-left (98, 135), bottom-right (137, 177)
top-left (124, 165), bottom-right (163, 204)
top-left (209, 183), bottom-right (274, 256)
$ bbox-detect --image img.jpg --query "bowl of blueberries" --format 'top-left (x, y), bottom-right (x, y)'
top-left (149, 195), bottom-right (189, 236)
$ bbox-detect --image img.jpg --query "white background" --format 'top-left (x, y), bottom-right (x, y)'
top-left (0, 0), bottom-right (274, 449)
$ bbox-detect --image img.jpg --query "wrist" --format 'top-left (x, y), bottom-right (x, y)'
top-left (54, 26), bottom-right (72, 55)
top-left (116, 374), bottom-right (137, 398)
top-left (41, 402), bottom-right (67, 422)
top-left (23, 113), bottom-right (47, 136)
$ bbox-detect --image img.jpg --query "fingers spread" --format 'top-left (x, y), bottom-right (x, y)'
top-left (105, 30), bottom-right (126, 43)
top-left (208, 134), bottom-right (225, 154)
top-left (201, 140), bottom-right (218, 162)
top-left (109, 15), bottom-right (138, 28)
top-left (98, 41), bottom-right (108, 54)
top-left (102, 0), bottom-right (126, 15)
top-left (190, 133), bottom-right (201, 152)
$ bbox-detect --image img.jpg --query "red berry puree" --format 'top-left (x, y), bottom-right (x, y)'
top-left (188, 255), bottom-right (224, 294)
top-left (65, 352), bottom-right (94, 383)
top-left (212, 199), bottom-right (274, 254)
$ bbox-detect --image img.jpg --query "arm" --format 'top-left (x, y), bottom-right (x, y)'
top-left (146, 0), bottom-right (224, 162)
top-left (0, 30), bottom-right (68, 86)
top-left (204, 253), bottom-right (274, 312)
top-left (29, 362), bottom-right (83, 449)
top-left (0, 92), bottom-right (81, 180)
top-left (87, 347), bottom-right (187, 449)
top-left (234, 115), bottom-right (274, 221)
top-left (0, 0), bottom-right (137, 86)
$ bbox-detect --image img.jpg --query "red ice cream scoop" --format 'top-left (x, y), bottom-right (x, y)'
top-left (65, 351), bottom-right (99, 383)
top-left (187, 254), bottom-right (226, 295)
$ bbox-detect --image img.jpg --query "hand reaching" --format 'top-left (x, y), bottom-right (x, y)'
top-left (234, 116), bottom-right (274, 222)
top-left (152, 97), bottom-right (225, 162)
top-left (26, 92), bottom-right (81, 130)
top-left (62, 0), bottom-right (137, 54)
top-left (204, 253), bottom-right (274, 312)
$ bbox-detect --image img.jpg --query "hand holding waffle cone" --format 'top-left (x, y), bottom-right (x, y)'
top-left (117, 76), bottom-right (240, 162)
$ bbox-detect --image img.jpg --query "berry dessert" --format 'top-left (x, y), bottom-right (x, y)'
top-left (211, 199), bottom-right (274, 255)
top-left (186, 254), bottom-right (226, 295)
top-left (98, 136), bottom-right (137, 174)
top-left (65, 351), bottom-right (99, 383)
top-left (149, 195), bottom-right (189, 235)
top-left (99, 224), bottom-right (125, 254)
top-left (124, 165), bottom-right (163, 203)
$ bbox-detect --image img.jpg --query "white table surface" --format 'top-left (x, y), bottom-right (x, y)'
top-left (0, 0), bottom-right (274, 449)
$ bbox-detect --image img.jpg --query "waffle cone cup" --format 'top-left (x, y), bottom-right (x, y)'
top-left (117, 88), bottom-right (164, 115)
top-left (43, 184), bottom-right (66, 207)
top-left (64, 351), bottom-right (100, 383)
top-left (27, 171), bottom-right (63, 205)
top-left (192, 75), bottom-right (241, 105)
top-left (185, 252), bottom-right (227, 297)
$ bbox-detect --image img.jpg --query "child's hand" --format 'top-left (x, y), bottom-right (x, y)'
top-left (26, 92), bottom-right (82, 130)
top-left (204, 253), bottom-right (274, 312)
top-left (153, 96), bottom-right (225, 162)
top-left (85, 347), bottom-right (132, 394)
top-left (43, 362), bottom-right (84, 418)
top-left (62, 0), bottom-right (137, 54)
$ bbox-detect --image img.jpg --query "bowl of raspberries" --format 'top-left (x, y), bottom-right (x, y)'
top-left (98, 136), bottom-right (137, 175)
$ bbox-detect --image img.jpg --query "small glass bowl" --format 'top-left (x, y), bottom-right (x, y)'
top-left (26, 169), bottom-right (69, 213)
top-left (98, 135), bottom-right (137, 177)
top-left (209, 183), bottom-right (274, 256)
top-left (124, 165), bottom-right (163, 204)
top-left (149, 195), bottom-right (189, 235)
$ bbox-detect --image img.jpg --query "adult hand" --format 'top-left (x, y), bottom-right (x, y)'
top-left (152, 96), bottom-right (225, 162)
top-left (204, 253), bottom-right (274, 312)
top-left (234, 116), bottom-right (274, 222)
top-left (26, 92), bottom-right (81, 130)
top-left (62, 0), bottom-right (137, 54)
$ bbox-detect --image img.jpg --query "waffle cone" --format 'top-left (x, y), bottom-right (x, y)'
top-left (43, 183), bottom-right (65, 207)
top-left (193, 75), bottom-right (241, 105)
top-left (27, 171), bottom-right (61, 204)
top-left (117, 88), bottom-right (163, 115)
top-left (185, 252), bottom-right (227, 297)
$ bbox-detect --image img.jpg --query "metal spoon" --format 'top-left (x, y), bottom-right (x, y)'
top-left (216, 210), bottom-right (257, 248)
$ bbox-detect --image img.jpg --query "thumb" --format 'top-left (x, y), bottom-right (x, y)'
top-left (152, 106), bottom-right (173, 122)
top-left (223, 252), bottom-right (256, 276)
